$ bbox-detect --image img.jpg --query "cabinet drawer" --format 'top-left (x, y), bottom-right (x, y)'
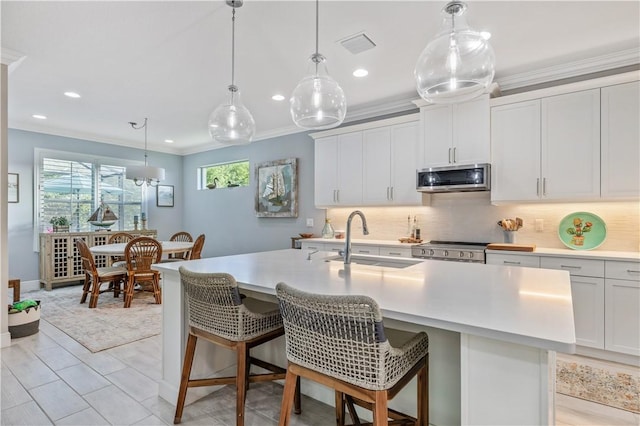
top-left (324, 243), bottom-right (344, 253)
top-left (352, 245), bottom-right (379, 255)
top-left (540, 257), bottom-right (604, 277)
top-left (605, 261), bottom-right (640, 281)
top-left (300, 242), bottom-right (324, 251)
top-left (486, 254), bottom-right (540, 268)
top-left (379, 247), bottom-right (412, 258)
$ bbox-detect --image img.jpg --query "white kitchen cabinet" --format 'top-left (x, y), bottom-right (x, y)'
top-left (486, 253), bottom-right (540, 268)
top-left (362, 121), bottom-right (421, 205)
top-left (314, 132), bottom-right (363, 206)
top-left (379, 247), bottom-right (412, 258)
top-left (601, 81), bottom-right (640, 199)
top-left (491, 89), bottom-right (600, 202)
top-left (605, 261), bottom-right (640, 356)
top-left (540, 256), bottom-right (605, 349)
top-left (421, 96), bottom-right (489, 168)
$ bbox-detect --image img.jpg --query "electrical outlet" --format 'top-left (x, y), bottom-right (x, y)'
top-left (535, 219), bottom-right (544, 232)
top-left (306, 218), bottom-right (314, 227)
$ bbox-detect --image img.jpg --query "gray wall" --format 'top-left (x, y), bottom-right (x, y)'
top-left (181, 132), bottom-right (326, 258)
top-left (7, 128), bottom-right (326, 282)
top-left (7, 129), bottom-right (183, 282)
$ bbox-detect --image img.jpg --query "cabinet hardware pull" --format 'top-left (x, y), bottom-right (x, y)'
top-left (389, 252), bottom-right (401, 256)
top-left (448, 147), bottom-right (452, 164)
top-left (386, 187), bottom-right (390, 200)
top-left (560, 265), bottom-right (581, 269)
top-left (504, 261), bottom-right (521, 265)
top-left (453, 147), bottom-right (457, 163)
top-left (543, 178), bottom-right (547, 196)
top-left (536, 178), bottom-right (540, 196)
top-left (627, 270), bottom-right (640, 273)
top-left (359, 250), bottom-right (370, 254)
top-left (336, 190), bottom-right (339, 203)
top-left (390, 187), bottom-right (394, 200)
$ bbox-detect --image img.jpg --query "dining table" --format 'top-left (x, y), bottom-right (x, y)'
top-left (89, 241), bottom-right (194, 257)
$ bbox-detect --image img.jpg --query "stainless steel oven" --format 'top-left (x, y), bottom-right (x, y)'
top-left (411, 240), bottom-right (488, 263)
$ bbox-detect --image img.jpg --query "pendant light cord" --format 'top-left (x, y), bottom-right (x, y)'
top-left (129, 118), bottom-right (149, 166)
top-left (231, 6), bottom-right (236, 88)
top-left (315, 0), bottom-right (319, 56)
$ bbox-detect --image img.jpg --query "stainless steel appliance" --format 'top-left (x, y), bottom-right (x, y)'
top-left (411, 240), bottom-right (488, 263)
top-left (416, 163), bottom-right (490, 193)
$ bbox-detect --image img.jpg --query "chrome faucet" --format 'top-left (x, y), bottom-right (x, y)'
top-left (342, 210), bottom-right (369, 264)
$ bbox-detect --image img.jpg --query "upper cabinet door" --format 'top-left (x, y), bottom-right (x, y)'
top-left (422, 104), bottom-right (453, 167)
top-left (362, 127), bottom-right (392, 204)
top-left (453, 96), bottom-right (490, 166)
top-left (542, 89), bottom-right (601, 200)
top-left (314, 136), bottom-right (339, 206)
top-left (336, 132), bottom-right (363, 205)
top-left (491, 100), bottom-right (541, 202)
top-left (390, 121), bottom-right (422, 205)
top-left (601, 81), bottom-right (640, 199)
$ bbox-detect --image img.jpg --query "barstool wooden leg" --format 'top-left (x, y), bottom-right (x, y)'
top-left (236, 343), bottom-right (247, 426)
top-left (174, 333), bottom-right (198, 424)
top-left (335, 391), bottom-right (345, 426)
top-left (278, 368), bottom-right (299, 426)
top-left (294, 376), bottom-right (301, 414)
top-left (417, 355), bottom-right (429, 426)
top-left (372, 391), bottom-right (388, 425)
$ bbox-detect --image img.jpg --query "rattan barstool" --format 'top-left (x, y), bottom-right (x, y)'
top-left (174, 268), bottom-right (300, 426)
top-left (276, 282), bottom-right (429, 426)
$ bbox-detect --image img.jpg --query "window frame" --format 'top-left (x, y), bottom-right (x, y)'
top-left (198, 159), bottom-right (250, 190)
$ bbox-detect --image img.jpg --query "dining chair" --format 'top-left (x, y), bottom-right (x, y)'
top-left (123, 237), bottom-right (162, 308)
top-left (107, 232), bottom-right (134, 266)
top-left (276, 282), bottom-right (429, 426)
top-left (174, 267), bottom-right (300, 426)
top-left (169, 231), bottom-right (193, 260)
top-left (187, 234), bottom-right (205, 260)
top-left (76, 239), bottom-right (127, 308)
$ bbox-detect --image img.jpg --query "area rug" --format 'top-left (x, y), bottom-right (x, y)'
top-left (556, 354), bottom-right (640, 413)
top-left (24, 284), bottom-right (161, 353)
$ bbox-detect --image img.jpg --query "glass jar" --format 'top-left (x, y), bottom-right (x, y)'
top-left (321, 219), bottom-right (335, 239)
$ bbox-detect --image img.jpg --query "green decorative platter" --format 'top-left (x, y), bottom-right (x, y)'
top-left (558, 212), bottom-right (606, 250)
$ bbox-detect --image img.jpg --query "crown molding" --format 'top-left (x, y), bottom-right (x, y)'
top-left (496, 48), bottom-right (640, 92)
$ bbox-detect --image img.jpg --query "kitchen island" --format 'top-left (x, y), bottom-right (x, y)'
top-left (155, 249), bottom-right (575, 425)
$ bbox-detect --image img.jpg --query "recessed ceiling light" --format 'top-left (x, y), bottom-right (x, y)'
top-left (64, 91), bottom-right (81, 98)
top-left (353, 68), bottom-right (369, 77)
top-left (272, 94), bottom-right (285, 101)
top-left (32, 114), bottom-right (47, 120)
top-left (164, 139), bottom-right (174, 144)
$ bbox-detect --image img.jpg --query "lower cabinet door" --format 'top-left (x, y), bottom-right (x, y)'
top-left (571, 276), bottom-right (605, 349)
top-left (605, 278), bottom-right (640, 356)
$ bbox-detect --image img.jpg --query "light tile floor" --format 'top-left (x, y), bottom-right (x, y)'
top-left (2, 319), bottom-right (639, 425)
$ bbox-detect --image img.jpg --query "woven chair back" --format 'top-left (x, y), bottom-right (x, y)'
top-left (276, 282), bottom-right (393, 389)
top-left (76, 239), bottom-right (97, 275)
top-left (179, 267), bottom-right (281, 341)
top-left (125, 237), bottom-right (162, 272)
top-left (108, 232), bottom-right (134, 244)
top-left (170, 231), bottom-right (193, 243)
top-left (189, 234), bottom-right (205, 260)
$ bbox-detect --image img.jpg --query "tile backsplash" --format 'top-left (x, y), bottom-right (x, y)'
top-left (326, 193), bottom-right (640, 252)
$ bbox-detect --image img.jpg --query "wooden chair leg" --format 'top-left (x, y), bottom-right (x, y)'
top-left (278, 368), bottom-right (298, 426)
top-left (345, 395), bottom-right (361, 425)
top-left (294, 376), bottom-right (301, 415)
top-left (80, 276), bottom-right (90, 304)
top-left (152, 274), bottom-right (162, 304)
top-left (417, 356), bottom-right (429, 426)
top-left (124, 276), bottom-right (135, 308)
top-left (236, 342), bottom-right (247, 426)
top-left (89, 279), bottom-right (100, 308)
top-left (335, 391), bottom-right (345, 426)
top-left (372, 391), bottom-right (388, 426)
top-left (174, 333), bottom-right (198, 424)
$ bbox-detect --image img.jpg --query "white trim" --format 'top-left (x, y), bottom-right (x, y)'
top-left (309, 113), bottom-right (419, 139)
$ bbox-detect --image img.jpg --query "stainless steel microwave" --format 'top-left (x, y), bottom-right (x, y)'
top-left (416, 163), bottom-right (490, 193)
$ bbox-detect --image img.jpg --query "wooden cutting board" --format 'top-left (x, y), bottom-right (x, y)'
top-left (486, 243), bottom-right (536, 252)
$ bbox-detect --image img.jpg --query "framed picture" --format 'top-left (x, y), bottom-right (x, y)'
top-left (255, 157), bottom-right (298, 218)
top-left (8, 173), bottom-right (19, 203)
top-left (156, 184), bottom-right (174, 207)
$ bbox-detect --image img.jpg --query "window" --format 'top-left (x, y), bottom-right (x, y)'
top-left (198, 160), bottom-right (250, 190)
top-left (36, 150), bottom-right (144, 233)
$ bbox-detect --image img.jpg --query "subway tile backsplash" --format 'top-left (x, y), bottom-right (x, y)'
top-left (326, 193), bottom-right (640, 252)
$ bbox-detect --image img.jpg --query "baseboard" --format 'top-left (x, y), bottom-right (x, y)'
top-left (18, 280), bottom-right (42, 294)
top-left (0, 331), bottom-right (11, 348)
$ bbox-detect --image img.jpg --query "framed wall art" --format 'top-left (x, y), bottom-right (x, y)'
top-left (156, 184), bottom-right (174, 207)
top-left (255, 158), bottom-right (298, 218)
top-left (8, 173), bottom-right (19, 203)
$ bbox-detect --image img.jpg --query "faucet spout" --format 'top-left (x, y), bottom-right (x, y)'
top-left (344, 210), bottom-right (369, 264)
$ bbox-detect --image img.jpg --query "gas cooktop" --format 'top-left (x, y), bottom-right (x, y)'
top-left (411, 240), bottom-right (489, 263)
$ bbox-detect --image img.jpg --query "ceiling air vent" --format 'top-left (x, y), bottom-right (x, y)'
top-left (339, 32), bottom-right (376, 55)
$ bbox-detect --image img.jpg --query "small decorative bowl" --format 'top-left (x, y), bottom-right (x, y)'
top-left (334, 230), bottom-right (345, 239)
top-left (299, 233), bottom-right (314, 238)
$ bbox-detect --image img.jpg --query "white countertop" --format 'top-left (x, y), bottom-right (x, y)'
top-left (487, 247), bottom-right (640, 261)
top-left (301, 237), bottom-right (419, 248)
top-left (156, 249), bottom-right (575, 353)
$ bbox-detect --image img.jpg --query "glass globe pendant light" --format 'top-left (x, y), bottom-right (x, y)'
top-left (290, 0), bottom-right (346, 130)
top-left (208, 0), bottom-right (255, 145)
top-left (415, 1), bottom-right (495, 104)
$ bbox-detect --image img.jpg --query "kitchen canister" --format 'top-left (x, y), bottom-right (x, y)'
top-left (503, 231), bottom-right (517, 244)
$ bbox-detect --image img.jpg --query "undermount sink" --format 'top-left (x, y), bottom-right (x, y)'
top-left (325, 255), bottom-right (422, 269)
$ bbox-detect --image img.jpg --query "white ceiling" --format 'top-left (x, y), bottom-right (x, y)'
top-left (2, 1), bottom-right (639, 155)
